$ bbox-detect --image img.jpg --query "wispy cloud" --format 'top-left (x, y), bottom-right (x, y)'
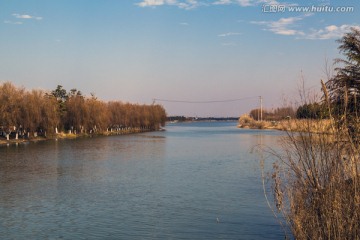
top-left (4, 13), bottom-right (43, 25)
top-left (251, 14), bottom-right (359, 40)
top-left (236, 0), bottom-right (253, 6)
top-left (214, 0), bottom-right (283, 7)
top-left (213, 0), bottom-right (232, 5)
top-left (4, 20), bottom-right (23, 25)
top-left (178, 0), bottom-right (202, 9)
top-left (305, 25), bottom-right (360, 40)
top-left (218, 32), bottom-right (242, 37)
top-left (12, 13), bottom-right (43, 20)
top-left (137, 0), bottom-right (167, 7)
top-left (136, 0), bottom-right (284, 9)
top-left (136, 0), bottom-right (201, 9)
top-left (179, 22), bottom-right (189, 26)
top-left (251, 15), bottom-right (307, 36)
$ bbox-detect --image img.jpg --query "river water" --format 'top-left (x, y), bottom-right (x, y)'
top-left (0, 121), bottom-right (285, 239)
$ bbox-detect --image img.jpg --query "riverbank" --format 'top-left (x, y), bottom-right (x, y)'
top-left (0, 128), bottom-right (158, 146)
top-left (238, 118), bottom-right (333, 133)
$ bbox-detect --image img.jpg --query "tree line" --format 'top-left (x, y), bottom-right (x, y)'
top-left (0, 83), bottom-right (166, 138)
top-left (249, 102), bottom-right (332, 120)
top-left (249, 107), bottom-right (296, 121)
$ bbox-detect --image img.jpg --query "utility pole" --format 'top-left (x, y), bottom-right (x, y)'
top-left (259, 96), bottom-right (263, 121)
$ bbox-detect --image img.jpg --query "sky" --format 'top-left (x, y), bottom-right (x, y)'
top-left (0, 0), bottom-right (359, 117)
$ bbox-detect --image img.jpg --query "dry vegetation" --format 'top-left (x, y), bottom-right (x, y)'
top-left (238, 115), bottom-right (332, 133)
top-left (275, 119), bottom-right (332, 133)
top-left (261, 28), bottom-right (360, 239)
top-left (0, 82), bottom-right (167, 141)
top-left (267, 116), bottom-right (360, 239)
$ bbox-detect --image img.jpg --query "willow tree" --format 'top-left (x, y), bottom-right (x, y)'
top-left (41, 94), bottom-right (60, 135)
top-left (86, 96), bottom-right (110, 132)
top-left (107, 101), bottom-right (125, 129)
top-left (0, 82), bottom-right (23, 132)
top-left (20, 90), bottom-right (44, 136)
top-left (64, 89), bottom-right (88, 133)
top-left (20, 90), bottom-right (60, 137)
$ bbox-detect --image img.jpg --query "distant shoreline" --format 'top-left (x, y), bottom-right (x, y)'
top-left (238, 119), bottom-right (332, 133)
top-left (167, 117), bottom-right (239, 122)
top-left (0, 128), bottom-right (156, 146)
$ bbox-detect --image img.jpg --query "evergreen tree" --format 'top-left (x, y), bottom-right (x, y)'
top-left (326, 28), bottom-right (360, 120)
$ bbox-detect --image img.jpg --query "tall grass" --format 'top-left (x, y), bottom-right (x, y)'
top-left (265, 84), bottom-right (360, 239)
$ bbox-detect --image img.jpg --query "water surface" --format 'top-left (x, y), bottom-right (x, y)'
top-left (0, 121), bottom-right (284, 239)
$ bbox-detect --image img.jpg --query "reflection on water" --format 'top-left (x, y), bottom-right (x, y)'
top-left (0, 121), bottom-right (284, 239)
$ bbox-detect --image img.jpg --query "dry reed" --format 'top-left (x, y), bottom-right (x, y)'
top-left (264, 88), bottom-right (360, 239)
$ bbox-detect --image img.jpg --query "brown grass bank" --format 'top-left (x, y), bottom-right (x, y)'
top-left (238, 114), bottom-right (333, 133)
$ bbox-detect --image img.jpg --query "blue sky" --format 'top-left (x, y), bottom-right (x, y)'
top-left (0, 0), bottom-right (359, 117)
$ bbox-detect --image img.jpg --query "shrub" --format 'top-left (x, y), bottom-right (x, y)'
top-left (238, 114), bottom-right (254, 128)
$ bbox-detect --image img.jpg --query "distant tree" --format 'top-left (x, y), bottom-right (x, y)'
top-left (249, 108), bottom-right (262, 120)
top-left (50, 85), bottom-right (68, 130)
top-left (167, 116), bottom-right (187, 122)
top-left (19, 90), bottom-right (61, 136)
top-left (20, 90), bottom-right (43, 135)
top-left (273, 107), bottom-right (296, 119)
top-left (65, 93), bottom-right (88, 133)
top-left (152, 104), bottom-right (166, 128)
top-left (0, 82), bottom-right (23, 131)
top-left (296, 103), bottom-right (328, 119)
top-left (86, 97), bottom-right (109, 132)
top-left (69, 88), bottom-right (82, 97)
top-left (141, 105), bottom-right (151, 129)
top-left (41, 94), bottom-right (60, 135)
top-left (1, 83), bottom-right (167, 138)
top-left (107, 101), bottom-right (125, 128)
top-left (51, 85), bottom-right (68, 102)
top-left (249, 107), bottom-right (295, 121)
